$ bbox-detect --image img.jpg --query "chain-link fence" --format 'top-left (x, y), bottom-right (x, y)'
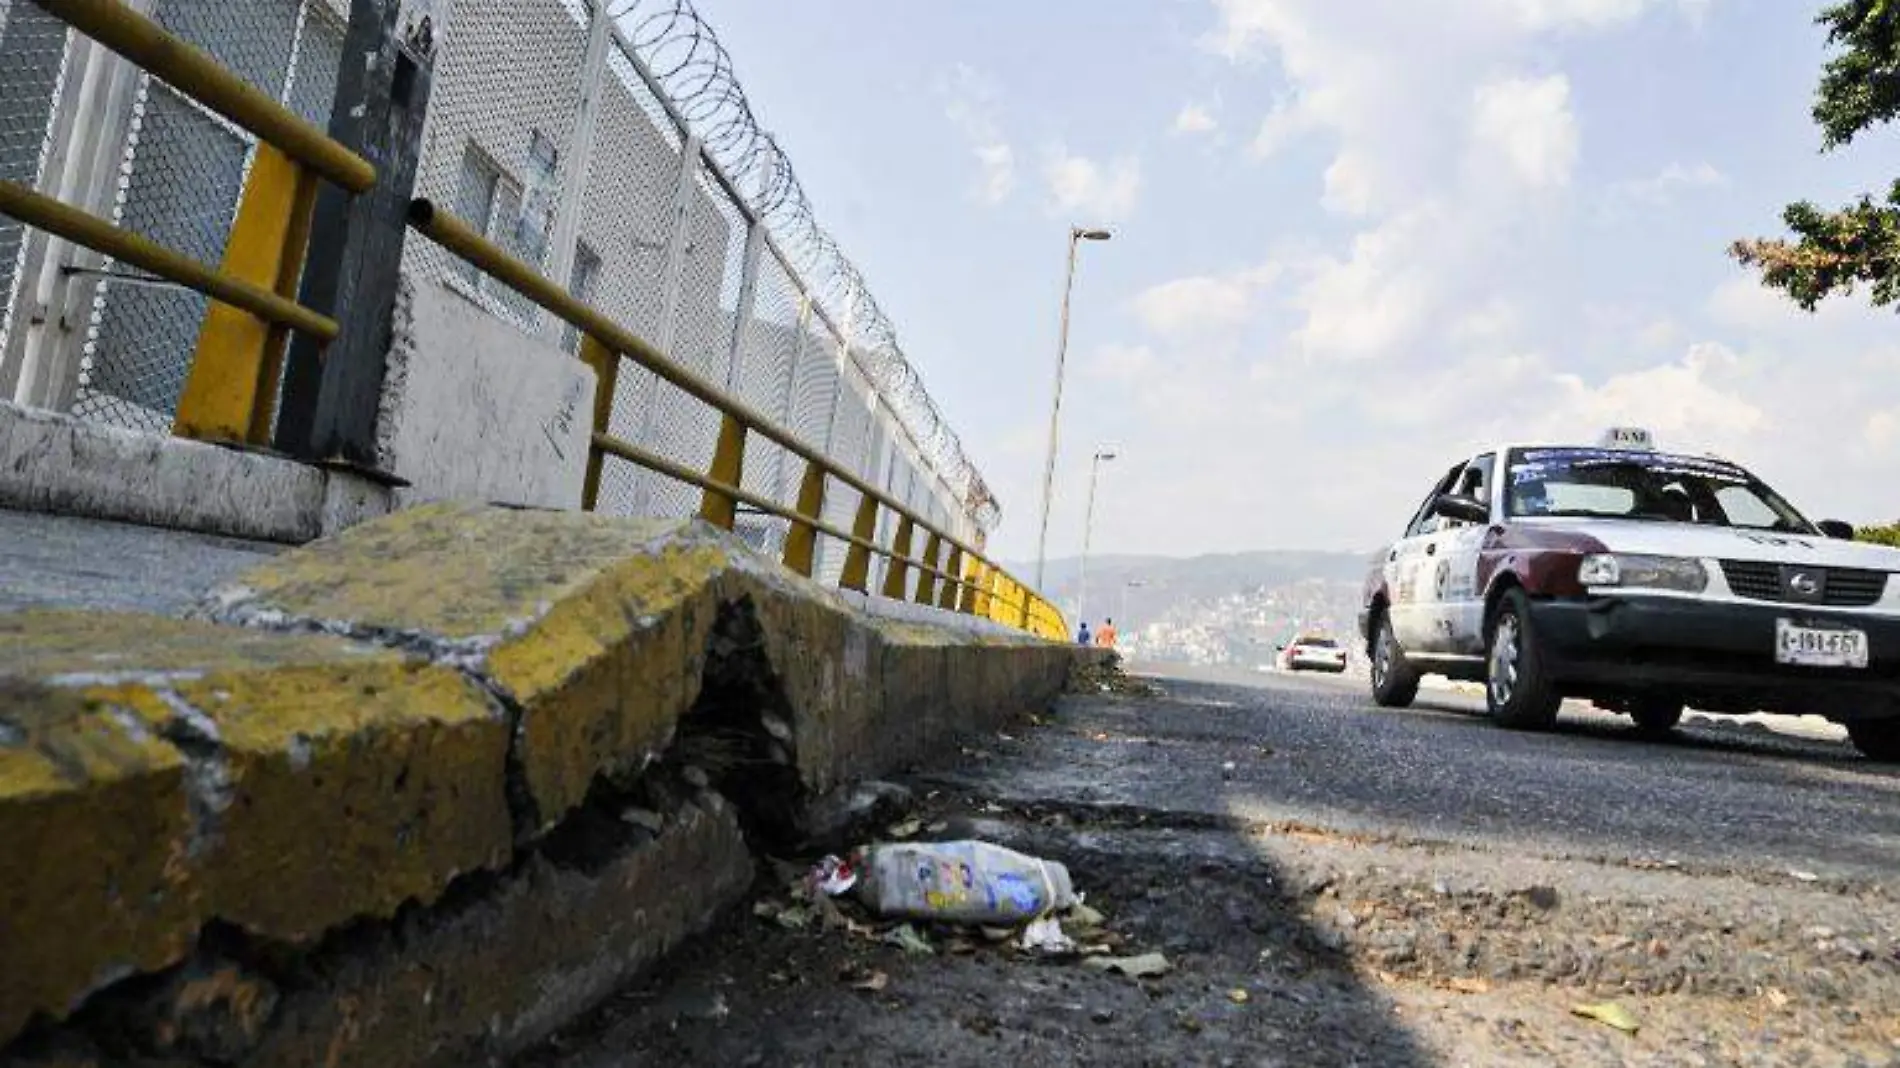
top-left (0, 0), bottom-right (349, 431)
top-left (0, 0), bottom-right (1000, 552)
top-left (401, 0), bottom-right (1000, 549)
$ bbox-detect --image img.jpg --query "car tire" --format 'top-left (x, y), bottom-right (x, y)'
top-left (1370, 610), bottom-right (1420, 708)
top-left (1485, 589), bottom-right (1561, 731)
top-left (1847, 720), bottom-right (1900, 762)
top-left (1629, 697), bottom-right (1684, 736)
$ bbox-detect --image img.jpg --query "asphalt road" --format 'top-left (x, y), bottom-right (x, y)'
top-left (526, 663), bottom-right (1900, 1067)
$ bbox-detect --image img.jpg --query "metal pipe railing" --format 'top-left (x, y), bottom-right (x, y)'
top-left (407, 198), bottom-right (1064, 637)
top-left (32, 0), bottom-right (376, 193)
top-left (407, 201), bottom-right (1043, 596)
top-left (0, 180), bottom-right (338, 341)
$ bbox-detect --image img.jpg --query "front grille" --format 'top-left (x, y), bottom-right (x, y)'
top-left (1718, 561), bottom-right (1890, 607)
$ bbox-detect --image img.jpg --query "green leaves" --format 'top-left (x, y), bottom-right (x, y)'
top-left (1815, 0), bottom-right (1900, 148)
top-left (1730, 180), bottom-right (1900, 310)
top-left (1732, 2), bottom-right (1900, 311)
top-left (1855, 521), bottom-right (1900, 546)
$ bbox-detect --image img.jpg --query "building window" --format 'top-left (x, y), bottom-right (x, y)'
top-left (451, 145), bottom-right (504, 287)
top-left (562, 242), bottom-right (602, 354)
top-left (451, 138), bottom-right (555, 323)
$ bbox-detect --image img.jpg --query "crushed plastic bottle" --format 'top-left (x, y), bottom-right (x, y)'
top-left (855, 840), bottom-right (1077, 924)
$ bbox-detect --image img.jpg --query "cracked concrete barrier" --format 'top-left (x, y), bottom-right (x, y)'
top-left (0, 611), bottom-right (510, 1049)
top-left (2, 503), bottom-right (1077, 1066)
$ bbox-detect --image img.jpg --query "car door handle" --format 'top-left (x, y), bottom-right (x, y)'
top-left (1426, 544), bottom-right (1437, 556)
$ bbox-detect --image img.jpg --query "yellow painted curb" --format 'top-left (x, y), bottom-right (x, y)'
top-left (0, 611), bottom-right (509, 1045)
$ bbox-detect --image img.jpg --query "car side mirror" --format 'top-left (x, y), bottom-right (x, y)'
top-left (1432, 493), bottom-right (1490, 525)
top-left (1818, 519), bottom-right (1855, 540)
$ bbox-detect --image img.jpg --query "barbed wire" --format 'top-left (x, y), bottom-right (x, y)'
top-left (604, 0), bottom-right (1001, 534)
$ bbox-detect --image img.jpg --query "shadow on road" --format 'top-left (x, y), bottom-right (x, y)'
top-left (518, 690), bottom-right (1440, 1067)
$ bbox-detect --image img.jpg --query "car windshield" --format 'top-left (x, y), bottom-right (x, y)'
top-left (1296, 637), bottom-right (1337, 649)
top-left (1504, 447), bottom-right (1814, 532)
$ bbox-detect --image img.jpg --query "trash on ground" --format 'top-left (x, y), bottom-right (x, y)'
top-left (883, 923), bottom-right (935, 956)
top-left (857, 840), bottom-right (1077, 923)
top-left (753, 900), bottom-right (813, 930)
top-left (980, 926), bottom-right (1015, 942)
top-left (847, 969), bottom-right (889, 993)
top-left (1571, 1000), bottom-right (1640, 1034)
top-left (1227, 988), bottom-right (1250, 1004)
top-left (1019, 915), bottom-right (1076, 956)
top-left (1083, 952), bottom-right (1172, 979)
top-left (809, 855), bottom-right (858, 896)
top-left (620, 807), bottom-right (665, 833)
top-left (886, 819), bottom-right (923, 839)
top-left (1789, 868), bottom-right (1820, 883)
top-left (1067, 903), bottom-right (1107, 929)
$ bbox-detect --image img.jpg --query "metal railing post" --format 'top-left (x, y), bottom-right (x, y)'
top-left (578, 333), bottom-right (619, 511)
top-left (700, 412), bottom-right (747, 530)
top-left (939, 546), bottom-right (963, 611)
top-left (540, 0), bottom-right (613, 347)
top-left (276, 0), bottom-right (433, 466)
top-left (840, 494), bottom-right (879, 592)
top-left (781, 458), bottom-right (826, 577)
top-left (630, 132), bottom-right (704, 514)
top-left (914, 531), bottom-right (942, 605)
top-left (881, 516), bottom-right (915, 599)
top-left (9, 0), bottom-right (153, 412)
top-left (172, 144), bottom-right (320, 444)
top-left (768, 294), bottom-right (809, 512)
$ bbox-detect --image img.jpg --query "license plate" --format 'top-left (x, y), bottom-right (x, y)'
top-left (1775, 620), bottom-right (1869, 669)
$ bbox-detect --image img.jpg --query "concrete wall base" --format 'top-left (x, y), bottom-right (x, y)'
top-left (0, 401), bottom-right (394, 544)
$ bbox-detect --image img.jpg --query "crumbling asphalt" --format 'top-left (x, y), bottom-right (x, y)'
top-left (522, 663), bottom-right (1900, 1067)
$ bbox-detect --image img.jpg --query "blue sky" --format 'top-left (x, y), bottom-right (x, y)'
top-left (700, 0), bottom-right (1900, 559)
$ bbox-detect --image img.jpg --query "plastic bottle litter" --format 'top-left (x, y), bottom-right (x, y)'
top-left (856, 840), bottom-right (1078, 924)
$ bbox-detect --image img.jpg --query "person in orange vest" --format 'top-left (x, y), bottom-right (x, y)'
top-left (1095, 618), bottom-right (1118, 648)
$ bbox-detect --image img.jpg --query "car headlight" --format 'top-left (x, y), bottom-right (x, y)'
top-left (1577, 553), bottom-right (1708, 592)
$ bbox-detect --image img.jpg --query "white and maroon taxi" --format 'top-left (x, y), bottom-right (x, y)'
top-left (1357, 428), bottom-right (1900, 761)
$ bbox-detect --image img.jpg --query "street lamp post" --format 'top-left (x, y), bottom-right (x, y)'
top-left (1077, 449), bottom-right (1116, 627)
top-left (1034, 226), bottom-right (1112, 591)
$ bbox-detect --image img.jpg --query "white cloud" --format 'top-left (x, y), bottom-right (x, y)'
top-left (1250, 96), bottom-right (1319, 157)
top-left (1451, 298), bottom-right (1523, 344)
top-left (1600, 162), bottom-right (1727, 217)
top-left (1287, 207), bottom-right (1441, 360)
top-left (971, 143), bottom-right (1015, 205)
top-left (1550, 342), bottom-right (1764, 449)
top-left (1091, 343), bottom-right (1160, 383)
top-left (942, 65), bottom-right (1015, 205)
top-left (1469, 75), bottom-right (1579, 190)
top-left (1174, 102), bottom-right (1219, 136)
top-left (1044, 147), bottom-right (1142, 220)
top-left (1133, 266), bottom-right (1278, 340)
top-left (1868, 408), bottom-right (1900, 451)
top-left (1636, 318), bottom-right (1684, 351)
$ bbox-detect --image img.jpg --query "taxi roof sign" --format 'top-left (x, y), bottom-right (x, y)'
top-left (1598, 426), bottom-right (1655, 450)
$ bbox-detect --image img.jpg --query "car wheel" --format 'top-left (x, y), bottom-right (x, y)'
top-left (1485, 589), bottom-right (1561, 731)
top-left (1370, 611), bottom-right (1419, 708)
top-left (1629, 697), bottom-right (1684, 736)
top-left (1847, 719), bottom-right (1900, 762)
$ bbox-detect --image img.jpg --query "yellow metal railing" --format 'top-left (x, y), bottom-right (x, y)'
top-left (0, 0), bottom-right (1068, 641)
top-left (2, 0), bottom-right (375, 446)
top-left (407, 201), bottom-right (1068, 640)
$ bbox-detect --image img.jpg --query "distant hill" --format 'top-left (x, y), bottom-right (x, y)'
top-left (1006, 549), bottom-right (1372, 667)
